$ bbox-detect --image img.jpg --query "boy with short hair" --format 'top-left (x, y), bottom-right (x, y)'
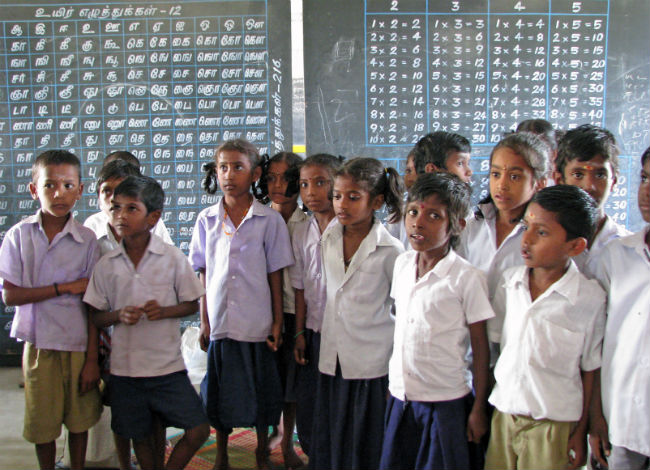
top-left (589, 147), bottom-right (650, 469)
top-left (554, 124), bottom-right (629, 277)
top-left (84, 176), bottom-right (209, 470)
top-left (413, 131), bottom-right (473, 183)
top-left (0, 149), bottom-right (102, 470)
top-left (485, 185), bottom-right (606, 470)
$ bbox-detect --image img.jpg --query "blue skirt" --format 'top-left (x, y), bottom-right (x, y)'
top-left (295, 329), bottom-right (321, 456)
top-left (278, 313), bottom-right (299, 402)
top-left (201, 338), bottom-right (283, 433)
top-left (309, 362), bottom-right (388, 470)
top-left (379, 393), bottom-right (482, 470)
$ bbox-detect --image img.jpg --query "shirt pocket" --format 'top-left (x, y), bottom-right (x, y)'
top-left (527, 318), bottom-right (584, 379)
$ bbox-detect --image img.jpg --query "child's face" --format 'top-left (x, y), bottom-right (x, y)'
top-left (556, 155), bottom-right (616, 212)
top-left (445, 151), bottom-right (473, 184)
top-left (490, 148), bottom-right (540, 214)
top-left (98, 177), bottom-right (125, 214)
top-left (404, 155), bottom-right (417, 190)
top-left (639, 158), bottom-right (650, 223)
top-left (300, 164), bottom-right (332, 213)
top-left (521, 202), bottom-right (584, 270)
top-left (405, 195), bottom-right (452, 256)
top-left (267, 160), bottom-right (295, 205)
top-left (333, 175), bottom-right (383, 228)
top-left (216, 150), bottom-right (260, 198)
top-left (29, 164), bottom-right (83, 219)
top-left (109, 194), bottom-right (158, 239)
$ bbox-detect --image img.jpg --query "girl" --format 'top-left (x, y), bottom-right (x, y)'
top-left (379, 173), bottom-right (494, 470)
top-left (189, 139), bottom-right (294, 470)
top-left (263, 152), bottom-right (309, 469)
top-left (457, 132), bottom-right (548, 298)
top-left (311, 157), bottom-right (405, 470)
top-left (289, 154), bottom-right (344, 457)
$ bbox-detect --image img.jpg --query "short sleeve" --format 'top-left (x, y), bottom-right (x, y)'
top-left (289, 225), bottom-right (306, 290)
top-left (83, 260), bottom-right (111, 312)
top-left (460, 268), bottom-right (495, 325)
top-left (264, 212), bottom-right (294, 273)
top-left (580, 287), bottom-right (606, 372)
top-left (83, 236), bottom-right (100, 278)
top-left (153, 219), bottom-right (175, 246)
top-left (0, 227), bottom-right (23, 286)
top-left (488, 274), bottom-right (508, 343)
top-left (173, 249), bottom-right (205, 303)
top-left (188, 211), bottom-right (207, 271)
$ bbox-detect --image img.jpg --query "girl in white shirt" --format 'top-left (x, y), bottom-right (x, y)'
top-left (310, 157), bottom-right (405, 470)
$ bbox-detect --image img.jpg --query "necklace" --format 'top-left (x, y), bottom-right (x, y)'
top-left (222, 198), bottom-right (253, 236)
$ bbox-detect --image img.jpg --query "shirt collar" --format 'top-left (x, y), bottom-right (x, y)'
top-left (288, 206), bottom-right (309, 224)
top-left (413, 248), bottom-right (458, 283)
top-left (620, 225), bottom-right (650, 256)
top-left (109, 233), bottom-right (166, 260)
top-left (508, 261), bottom-right (581, 305)
top-left (322, 218), bottom-right (397, 247)
top-left (28, 210), bottom-right (86, 244)
top-left (207, 196), bottom-right (268, 220)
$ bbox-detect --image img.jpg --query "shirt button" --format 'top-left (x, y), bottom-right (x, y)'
top-left (634, 396), bottom-right (643, 405)
top-left (316, 273), bottom-right (321, 279)
top-left (134, 274), bottom-right (140, 279)
top-left (409, 318), bottom-right (415, 323)
top-left (231, 276), bottom-right (236, 280)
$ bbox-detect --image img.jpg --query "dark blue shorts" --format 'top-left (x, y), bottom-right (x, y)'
top-left (109, 370), bottom-right (208, 441)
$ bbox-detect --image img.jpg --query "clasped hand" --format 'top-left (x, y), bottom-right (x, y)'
top-left (119, 300), bottom-right (164, 324)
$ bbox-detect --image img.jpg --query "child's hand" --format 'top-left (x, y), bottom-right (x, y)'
top-left (589, 413), bottom-right (611, 468)
top-left (466, 407), bottom-right (488, 443)
top-left (142, 300), bottom-right (164, 321)
top-left (119, 306), bottom-right (143, 325)
top-left (62, 278), bottom-right (89, 296)
top-left (199, 323), bottom-right (210, 352)
top-left (266, 323), bottom-right (283, 352)
top-left (79, 359), bottom-right (100, 394)
top-left (294, 334), bottom-right (308, 365)
top-left (567, 427), bottom-right (588, 469)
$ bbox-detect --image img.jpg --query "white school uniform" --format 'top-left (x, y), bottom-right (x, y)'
top-left (388, 249), bottom-right (494, 402)
top-left (457, 202), bottom-right (525, 297)
top-left (573, 215), bottom-right (629, 279)
top-left (83, 235), bottom-right (205, 377)
top-left (289, 216), bottom-right (337, 332)
top-left (593, 226), bottom-right (650, 457)
top-left (281, 207), bottom-right (309, 314)
top-left (319, 219), bottom-right (404, 379)
top-left (489, 262), bottom-right (605, 422)
top-left (386, 217), bottom-right (410, 250)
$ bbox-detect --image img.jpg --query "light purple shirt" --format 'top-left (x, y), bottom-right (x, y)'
top-left (289, 216), bottom-right (337, 332)
top-left (0, 211), bottom-right (99, 351)
top-left (189, 198), bottom-right (294, 342)
top-left (84, 234), bottom-right (205, 377)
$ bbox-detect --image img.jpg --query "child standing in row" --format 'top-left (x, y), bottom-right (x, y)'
top-left (189, 139), bottom-right (294, 470)
top-left (486, 185), bottom-right (605, 469)
top-left (380, 173), bottom-right (493, 470)
top-left (290, 153), bottom-right (343, 456)
top-left (0, 150), bottom-right (102, 470)
top-left (311, 157), bottom-right (404, 470)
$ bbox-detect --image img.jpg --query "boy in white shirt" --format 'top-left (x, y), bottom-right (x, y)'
top-left (486, 185), bottom-right (606, 470)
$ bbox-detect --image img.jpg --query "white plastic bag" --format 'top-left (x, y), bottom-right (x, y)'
top-left (181, 326), bottom-right (207, 385)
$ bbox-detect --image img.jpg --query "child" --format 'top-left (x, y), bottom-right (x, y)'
top-left (84, 175), bottom-right (209, 470)
top-left (189, 139), bottom-right (294, 470)
top-left (85, 152), bottom-right (173, 246)
top-left (0, 150), bottom-right (102, 470)
top-left (387, 149), bottom-right (417, 249)
top-left (516, 119), bottom-right (558, 166)
top-left (310, 157), bottom-right (405, 470)
top-left (403, 148), bottom-right (417, 190)
top-left (553, 124), bottom-right (629, 278)
top-left (379, 173), bottom-right (494, 470)
top-left (457, 132), bottom-right (548, 296)
top-left (589, 147), bottom-right (650, 469)
top-left (289, 153), bottom-right (343, 457)
top-left (264, 151), bottom-right (309, 468)
top-left (485, 184), bottom-right (605, 470)
top-left (413, 131), bottom-right (473, 183)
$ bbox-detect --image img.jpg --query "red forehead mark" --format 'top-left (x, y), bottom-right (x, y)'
top-left (580, 164), bottom-right (594, 171)
top-left (418, 202), bottom-right (427, 209)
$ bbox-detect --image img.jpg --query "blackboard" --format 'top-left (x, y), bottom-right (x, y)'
top-left (0, 0), bottom-right (292, 253)
top-left (304, 0), bottom-right (650, 233)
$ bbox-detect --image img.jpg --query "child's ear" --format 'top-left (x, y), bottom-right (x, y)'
top-left (146, 209), bottom-right (162, 229)
top-left (372, 194), bottom-right (385, 210)
top-left (553, 170), bottom-right (565, 184)
top-left (28, 182), bottom-right (38, 200)
top-left (252, 165), bottom-right (262, 183)
top-left (76, 182), bottom-right (84, 201)
top-left (424, 163), bottom-right (441, 174)
top-left (534, 176), bottom-right (548, 190)
top-left (567, 236), bottom-right (588, 257)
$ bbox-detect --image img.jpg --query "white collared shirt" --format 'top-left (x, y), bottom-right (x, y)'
top-left (319, 219), bottom-right (404, 379)
top-left (574, 215), bottom-right (630, 279)
top-left (489, 263), bottom-right (605, 421)
top-left (84, 235), bottom-right (205, 377)
top-left (188, 198), bottom-right (294, 342)
top-left (457, 202), bottom-right (526, 297)
top-left (593, 226), bottom-right (650, 456)
top-left (289, 216), bottom-right (337, 332)
top-left (281, 207), bottom-right (309, 314)
top-left (389, 249), bottom-right (494, 402)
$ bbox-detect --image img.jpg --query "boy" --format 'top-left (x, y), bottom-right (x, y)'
top-left (589, 148), bottom-right (650, 469)
top-left (554, 124), bottom-right (629, 277)
top-left (0, 150), bottom-right (102, 470)
top-left (485, 185), bottom-right (605, 470)
top-left (83, 176), bottom-right (209, 470)
top-left (388, 148), bottom-right (417, 248)
top-left (413, 131), bottom-right (473, 183)
top-left (403, 148), bottom-right (417, 191)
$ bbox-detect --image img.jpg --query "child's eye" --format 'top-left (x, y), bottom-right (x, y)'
top-left (641, 174), bottom-right (649, 183)
top-left (596, 171), bottom-right (608, 180)
top-left (538, 230), bottom-right (547, 236)
top-left (521, 223), bottom-right (528, 231)
top-left (333, 193), bottom-right (341, 200)
top-left (65, 183), bottom-right (75, 189)
top-left (407, 209), bottom-right (418, 216)
top-left (316, 180), bottom-right (328, 187)
top-left (429, 212), bottom-right (440, 220)
top-left (510, 174), bottom-right (520, 181)
top-left (571, 171), bottom-right (584, 179)
top-left (299, 181), bottom-right (308, 188)
top-left (490, 171), bottom-right (500, 179)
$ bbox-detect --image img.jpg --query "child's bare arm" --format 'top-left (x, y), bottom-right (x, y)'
top-left (266, 269), bottom-right (283, 352)
top-left (198, 270), bottom-right (210, 351)
top-left (142, 299), bottom-right (199, 321)
top-left (567, 368), bottom-right (595, 469)
top-left (294, 288), bottom-right (307, 365)
top-left (588, 369), bottom-right (611, 468)
top-left (79, 310), bottom-right (101, 394)
top-left (90, 305), bottom-right (143, 328)
top-left (467, 320), bottom-right (490, 443)
top-left (2, 278), bottom-right (89, 306)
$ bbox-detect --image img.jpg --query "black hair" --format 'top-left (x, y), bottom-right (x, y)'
top-left (96, 159), bottom-right (141, 194)
top-left (407, 172), bottom-right (472, 249)
top-left (202, 139), bottom-right (261, 196)
top-left (336, 157), bottom-right (404, 224)
top-left (529, 184), bottom-right (599, 241)
top-left (113, 175), bottom-right (164, 214)
top-left (556, 124), bottom-right (620, 177)
top-left (413, 131), bottom-right (471, 175)
top-left (257, 151), bottom-right (303, 204)
top-left (642, 146), bottom-right (650, 167)
top-left (32, 149), bottom-right (81, 182)
top-left (516, 119), bottom-right (557, 153)
top-left (104, 150), bottom-right (140, 168)
top-left (300, 153), bottom-right (346, 201)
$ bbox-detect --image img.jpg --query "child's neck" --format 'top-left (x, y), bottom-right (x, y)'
top-left (342, 217), bottom-right (374, 269)
top-left (589, 213), bottom-right (608, 248)
top-left (223, 193), bottom-right (253, 228)
top-left (271, 199), bottom-right (298, 223)
top-left (495, 205), bottom-right (525, 248)
top-left (416, 247), bottom-right (449, 280)
top-left (109, 224), bottom-right (122, 243)
top-left (122, 230), bottom-right (151, 270)
top-left (528, 262), bottom-right (569, 301)
top-left (314, 208), bottom-right (336, 234)
top-left (41, 211), bottom-right (70, 244)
